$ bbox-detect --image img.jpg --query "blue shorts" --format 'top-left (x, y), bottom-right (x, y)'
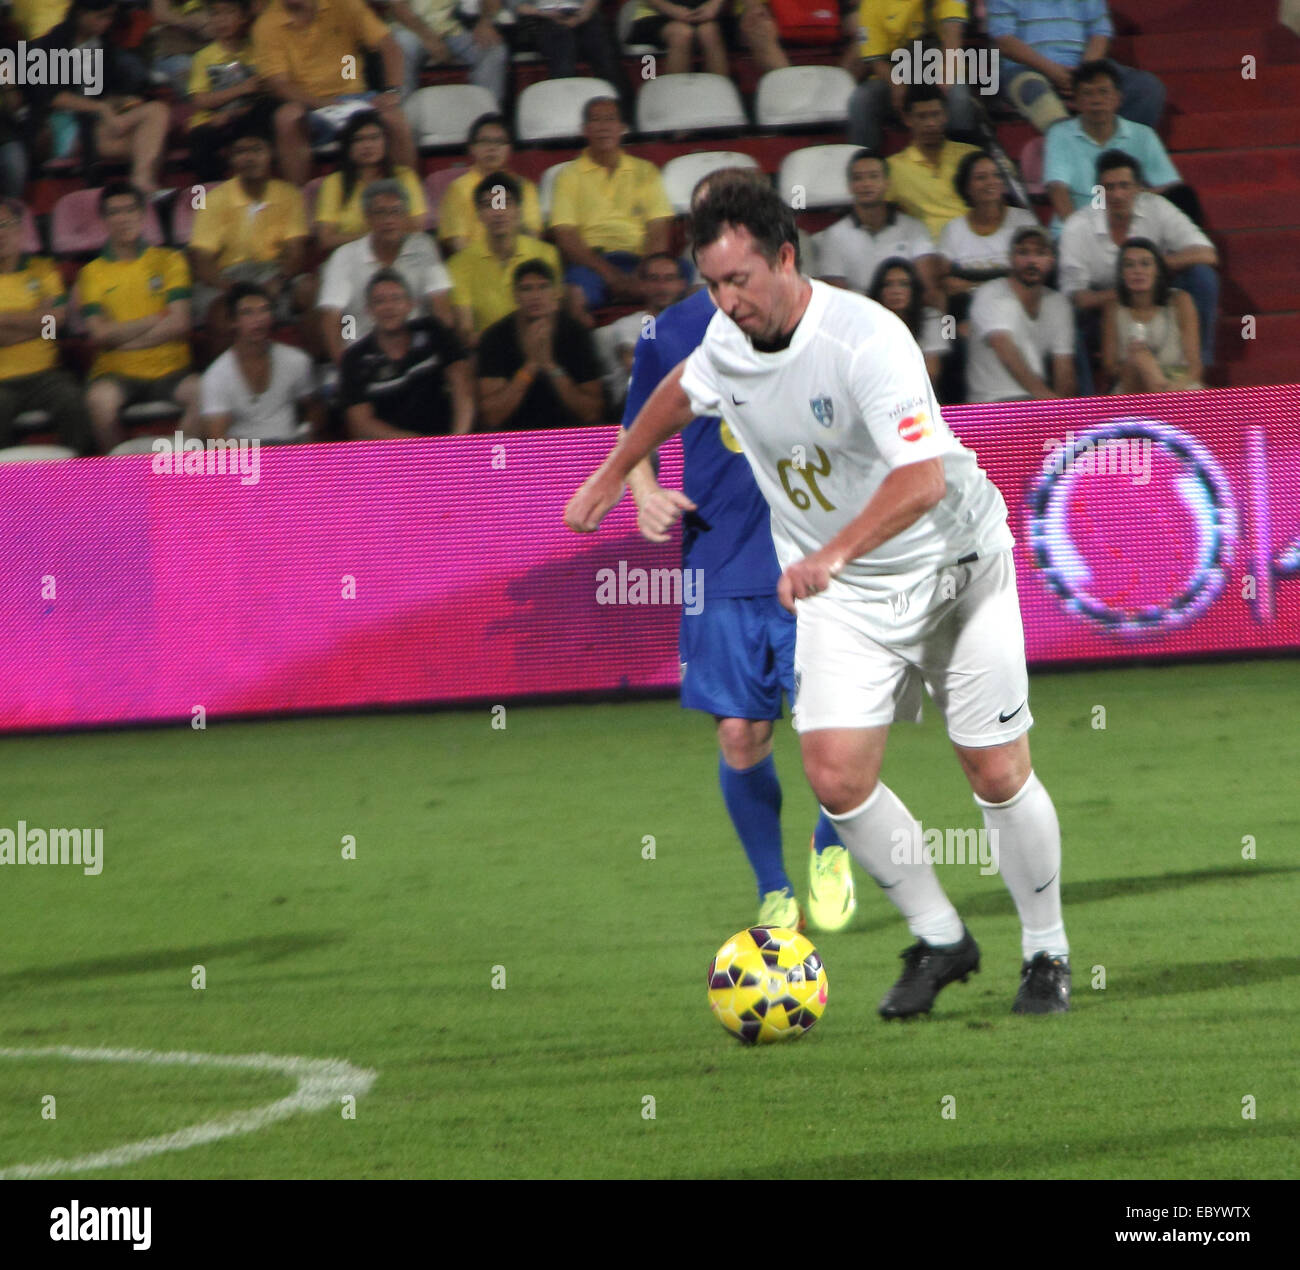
top-left (680, 594), bottom-right (795, 721)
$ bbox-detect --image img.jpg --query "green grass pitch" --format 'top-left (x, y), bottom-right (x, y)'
top-left (1, 660), bottom-right (1295, 1179)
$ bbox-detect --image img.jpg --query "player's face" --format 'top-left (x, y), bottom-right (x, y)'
top-left (1010, 238), bottom-right (1052, 285)
top-left (849, 159), bottom-right (888, 207)
top-left (905, 100), bottom-right (948, 147)
top-left (1120, 247), bottom-right (1158, 297)
top-left (966, 158), bottom-right (1004, 207)
top-left (877, 266), bottom-right (913, 314)
top-left (1076, 75), bottom-right (1120, 123)
top-left (641, 260), bottom-right (685, 314)
top-left (1101, 168), bottom-right (1139, 217)
top-left (349, 125), bottom-right (387, 170)
top-left (368, 280), bottom-right (413, 332)
top-left (696, 227), bottom-right (797, 343)
top-left (233, 294), bottom-right (273, 343)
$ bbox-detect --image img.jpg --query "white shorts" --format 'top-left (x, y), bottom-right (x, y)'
top-left (791, 550), bottom-right (1033, 747)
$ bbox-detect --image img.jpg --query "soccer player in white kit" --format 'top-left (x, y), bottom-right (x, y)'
top-left (565, 179), bottom-right (1070, 1017)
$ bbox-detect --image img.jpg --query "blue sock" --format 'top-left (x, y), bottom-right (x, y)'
top-left (812, 809), bottom-right (841, 854)
top-left (719, 753), bottom-right (790, 898)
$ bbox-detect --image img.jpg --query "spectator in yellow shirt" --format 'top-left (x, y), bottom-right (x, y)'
top-left (885, 85), bottom-right (981, 240)
top-left (313, 110), bottom-right (428, 252)
top-left (550, 98), bottom-right (675, 309)
top-left (0, 200), bottom-right (93, 453)
top-left (77, 184), bottom-right (201, 451)
top-left (437, 113), bottom-right (543, 255)
top-left (253, 0), bottom-right (416, 186)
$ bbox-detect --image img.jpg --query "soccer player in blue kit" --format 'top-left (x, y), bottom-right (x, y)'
top-left (616, 170), bottom-right (857, 934)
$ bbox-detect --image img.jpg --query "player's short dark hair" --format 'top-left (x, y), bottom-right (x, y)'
top-left (1096, 149), bottom-right (1144, 185)
top-left (1073, 59), bottom-right (1122, 92)
top-left (513, 257), bottom-right (555, 287)
top-left (473, 170), bottom-right (521, 206)
top-left (225, 281), bottom-right (272, 318)
top-left (903, 83), bottom-right (946, 113)
top-left (468, 112), bottom-right (511, 144)
top-left (953, 149), bottom-right (999, 205)
top-left (366, 267), bottom-right (412, 300)
top-left (688, 165), bottom-right (770, 214)
top-left (847, 148), bottom-right (888, 179)
top-left (99, 181), bottom-right (143, 215)
top-left (1116, 236), bottom-right (1171, 308)
top-left (582, 96), bottom-right (622, 125)
top-left (691, 179), bottom-right (801, 272)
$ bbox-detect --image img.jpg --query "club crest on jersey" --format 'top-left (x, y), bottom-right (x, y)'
top-left (810, 397), bottom-right (834, 427)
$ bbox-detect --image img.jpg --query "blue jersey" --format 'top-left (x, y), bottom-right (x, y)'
top-left (621, 288), bottom-right (779, 599)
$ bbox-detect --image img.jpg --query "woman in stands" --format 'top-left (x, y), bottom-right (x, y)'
top-left (1102, 237), bottom-right (1202, 394)
top-left (628, 0), bottom-right (729, 77)
top-left (436, 113), bottom-right (544, 256)
top-left (869, 256), bottom-right (946, 389)
top-left (312, 111), bottom-right (428, 252)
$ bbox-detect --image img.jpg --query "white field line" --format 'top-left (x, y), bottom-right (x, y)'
top-left (0, 1045), bottom-right (377, 1179)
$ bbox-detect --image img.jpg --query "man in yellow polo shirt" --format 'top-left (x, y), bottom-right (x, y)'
top-left (885, 84), bottom-right (980, 240)
top-left (253, 0), bottom-right (415, 186)
top-left (189, 127), bottom-right (315, 352)
top-left (0, 199), bottom-right (92, 453)
top-left (550, 97), bottom-right (675, 309)
top-left (446, 172), bottom-right (564, 348)
top-left (77, 184), bottom-right (201, 452)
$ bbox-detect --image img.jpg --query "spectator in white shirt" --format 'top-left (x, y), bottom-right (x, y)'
top-left (200, 283), bottom-right (323, 440)
top-left (868, 256), bottom-right (947, 390)
top-left (318, 179), bottom-right (454, 366)
top-left (938, 150), bottom-right (1040, 302)
top-left (594, 252), bottom-right (687, 414)
top-left (966, 226), bottom-right (1075, 403)
top-left (815, 149), bottom-right (942, 308)
top-left (1058, 149), bottom-right (1218, 390)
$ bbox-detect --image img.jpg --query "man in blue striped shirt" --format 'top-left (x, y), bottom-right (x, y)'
top-left (985, 0), bottom-right (1165, 131)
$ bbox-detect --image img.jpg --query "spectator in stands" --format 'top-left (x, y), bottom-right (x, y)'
top-left (1101, 238), bottom-right (1202, 394)
top-left (883, 85), bottom-right (981, 241)
top-left (0, 198), bottom-right (94, 453)
top-left (340, 268), bottom-right (473, 438)
top-left (32, 0), bottom-right (171, 198)
top-left (150, 0), bottom-right (211, 97)
top-left (936, 149), bottom-right (1039, 300)
top-left (734, 2), bottom-right (790, 75)
top-left (12, 0), bottom-right (71, 37)
top-left (1059, 150), bottom-right (1218, 389)
top-left (0, 89), bottom-right (29, 200)
top-left (550, 97), bottom-right (674, 309)
top-left (814, 148), bottom-right (941, 308)
top-left (199, 282), bottom-right (324, 439)
top-left (77, 183), bottom-right (200, 450)
top-left (313, 110), bottom-right (428, 252)
top-left (847, 0), bottom-right (976, 152)
top-left (447, 171), bottom-right (565, 346)
top-left (985, 0), bottom-right (1165, 132)
top-left (318, 179), bottom-right (454, 366)
top-left (252, 0), bottom-right (416, 187)
top-left (1044, 60), bottom-right (1196, 228)
top-left (188, 128), bottom-right (315, 348)
top-left (437, 113), bottom-right (543, 254)
top-left (594, 251), bottom-right (687, 413)
top-left (477, 258), bottom-right (604, 429)
top-left (627, 0), bottom-right (729, 78)
top-left (186, 0), bottom-right (276, 185)
top-left (966, 225), bottom-right (1075, 403)
top-left (867, 256), bottom-right (946, 388)
top-left (510, 0), bottom-right (627, 96)
top-left (381, 0), bottom-right (507, 104)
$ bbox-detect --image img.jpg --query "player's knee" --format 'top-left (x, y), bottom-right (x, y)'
top-left (716, 718), bottom-right (772, 769)
top-left (964, 747), bottom-right (1031, 804)
top-left (803, 760), bottom-right (876, 816)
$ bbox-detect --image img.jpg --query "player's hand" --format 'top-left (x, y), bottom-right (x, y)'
top-left (777, 553), bottom-right (840, 612)
top-left (635, 486), bottom-right (697, 543)
top-left (564, 469), bottom-right (625, 533)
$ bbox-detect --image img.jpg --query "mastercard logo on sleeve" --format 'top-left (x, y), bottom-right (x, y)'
top-left (897, 412), bottom-right (932, 443)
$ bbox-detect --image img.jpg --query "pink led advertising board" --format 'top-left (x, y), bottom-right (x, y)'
top-left (0, 385), bottom-right (1296, 733)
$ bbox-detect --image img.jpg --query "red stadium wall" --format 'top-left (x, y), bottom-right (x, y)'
top-left (0, 385), bottom-right (1297, 734)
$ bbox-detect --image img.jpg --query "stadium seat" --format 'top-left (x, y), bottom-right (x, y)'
top-left (515, 78), bottom-right (621, 144)
top-left (617, 0), bottom-right (664, 56)
top-left (1020, 135), bottom-right (1046, 198)
top-left (168, 181), bottom-right (219, 246)
top-left (109, 436), bottom-right (167, 455)
top-left (636, 74), bottom-right (748, 137)
top-left (660, 151), bottom-right (763, 214)
top-left (776, 145), bottom-right (862, 210)
top-left (404, 84), bottom-right (500, 150)
top-left (425, 164), bottom-right (469, 231)
top-left (0, 445), bottom-right (77, 462)
top-left (754, 66), bottom-right (855, 129)
top-left (496, 7), bottom-right (543, 63)
top-left (51, 189), bottom-right (166, 256)
top-left (18, 203), bottom-right (42, 254)
top-left (537, 161), bottom-right (572, 220)
top-left (12, 410), bottom-right (53, 434)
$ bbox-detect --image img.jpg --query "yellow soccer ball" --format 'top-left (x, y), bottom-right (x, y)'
top-left (707, 926), bottom-right (828, 1044)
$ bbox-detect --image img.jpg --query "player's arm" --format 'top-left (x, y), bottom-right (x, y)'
top-left (778, 458), bottom-right (947, 610)
top-left (564, 361), bottom-right (696, 533)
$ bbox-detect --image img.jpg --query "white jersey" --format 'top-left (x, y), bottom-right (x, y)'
top-left (679, 279), bottom-right (1013, 600)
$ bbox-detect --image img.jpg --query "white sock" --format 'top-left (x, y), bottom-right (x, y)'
top-left (975, 771), bottom-right (1069, 961)
top-left (825, 783), bottom-right (964, 946)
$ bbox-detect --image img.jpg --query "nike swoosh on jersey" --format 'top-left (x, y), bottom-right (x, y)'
top-left (998, 702), bottom-right (1026, 723)
top-left (731, 394), bottom-right (747, 404)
